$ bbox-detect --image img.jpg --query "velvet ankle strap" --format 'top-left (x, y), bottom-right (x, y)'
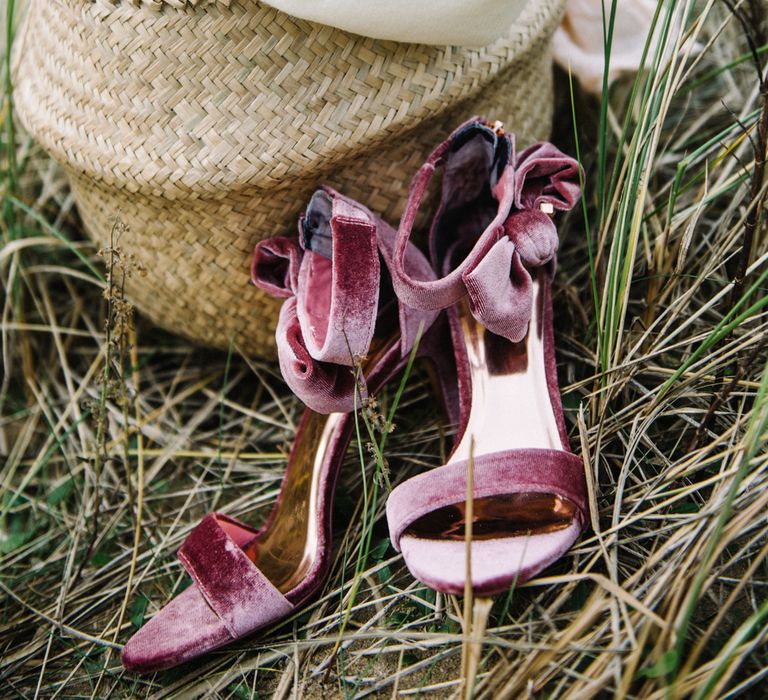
top-left (252, 187), bottom-right (437, 413)
top-left (390, 122), bottom-right (583, 343)
top-left (254, 190), bottom-right (380, 365)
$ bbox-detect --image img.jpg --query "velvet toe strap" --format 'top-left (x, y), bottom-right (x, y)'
top-left (178, 513), bottom-right (293, 639)
top-left (386, 448), bottom-right (588, 551)
top-left (390, 121), bottom-right (583, 343)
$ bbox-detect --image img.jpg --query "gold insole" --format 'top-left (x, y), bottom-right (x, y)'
top-left (405, 493), bottom-right (577, 540)
top-left (243, 340), bottom-right (389, 594)
top-left (407, 271), bottom-right (578, 542)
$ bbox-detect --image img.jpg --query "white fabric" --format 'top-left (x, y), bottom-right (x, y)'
top-left (552, 0), bottom-right (658, 94)
top-left (259, 0), bottom-right (530, 46)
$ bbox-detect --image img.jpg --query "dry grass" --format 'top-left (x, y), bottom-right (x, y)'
top-left (2, 1), bottom-right (768, 698)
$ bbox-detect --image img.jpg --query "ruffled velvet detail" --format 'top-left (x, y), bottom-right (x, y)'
top-left (391, 122), bottom-right (582, 343)
top-left (462, 234), bottom-right (534, 342)
top-left (251, 230), bottom-right (378, 413)
top-left (514, 141), bottom-right (582, 213)
top-left (471, 141), bottom-right (581, 340)
top-left (274, 297), bottom-right (361, 413)
top-left (252, 187), bottom-right (437, 414)
top-left (251, 236), bottom-right (300, 299)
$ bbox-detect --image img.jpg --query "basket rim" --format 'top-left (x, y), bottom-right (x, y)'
top-left (13, 0), bottom-right (563, 197)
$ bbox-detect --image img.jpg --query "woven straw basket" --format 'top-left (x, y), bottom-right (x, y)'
top-left (14, 0), bottom-right (564, 357)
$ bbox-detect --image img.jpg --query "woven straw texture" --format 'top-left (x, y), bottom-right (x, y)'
top-left (14, 0), bottom-right (563, 357)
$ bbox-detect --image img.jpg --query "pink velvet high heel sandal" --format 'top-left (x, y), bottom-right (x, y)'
top-left (121, 187), bottom-right (444, 673)
top-left (386, 118), bottom-right (589, 595)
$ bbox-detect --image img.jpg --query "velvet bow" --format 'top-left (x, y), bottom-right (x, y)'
top-left (252, 236), bottom-right (363, 414)
top-left (462, 142), bottom-right (582, 343)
